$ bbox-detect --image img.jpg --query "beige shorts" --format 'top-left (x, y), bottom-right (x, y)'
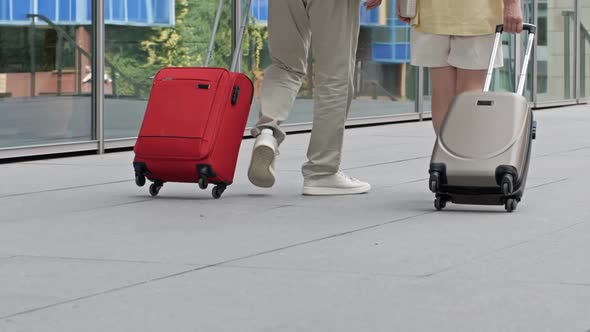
top-left (410, 29), bottom-right (503, 70)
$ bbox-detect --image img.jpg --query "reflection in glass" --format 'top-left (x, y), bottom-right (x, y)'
top-left (536, 0), bottom-right (575, 102)
top-left (0, 0), bottom-right (93, 148)
top-left (581, 0), bottom-right (590, 98)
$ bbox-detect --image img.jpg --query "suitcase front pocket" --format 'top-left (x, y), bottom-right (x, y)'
top-left (143, 79), bottom-right (220, 139)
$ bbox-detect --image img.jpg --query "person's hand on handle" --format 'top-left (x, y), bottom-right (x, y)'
top-left (396, 0), bottom-right (411, 24)
top-left (364, 0), bottom-right (382, 10)
top-left (503, 0), bottom-right (523, 33)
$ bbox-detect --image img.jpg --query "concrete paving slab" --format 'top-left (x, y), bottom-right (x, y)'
top-left (434, 220), bottom-right (590, 285)
top-left (0, 266), bottom-right (588, 332)
top-left (0, 256), bottom-right (193, 318)
top-left (0, 162), bottom-right (133, 197)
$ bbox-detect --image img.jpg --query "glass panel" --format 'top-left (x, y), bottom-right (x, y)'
top-left (0, 13), bottom-right (93, 148)
top-left (0, 0), bottom-right (9, 21)
top-left (582, 0), bottom-right (590, 98)
top-left (244, 0), bottom-right (417, 130)
top-left (152, 0), bottom-right (170, 24)
top-left (38, 0), bottom-right (57, 21)
top-left (127, 0), bottom-right (147, 23)
top-left (104, 0), bottom-right (232, 139)
top-left (252, 0), bottom-right (267, 22)
top-left (112, 0), bottom-right (125, 21)
top-left (105, 0), bottom-right (112, 21)
top-left (13, 0), bottom-right (32, 21)
top-left (536, 0), bottom-right (575, 102)
top-left (70, 0), bottom-right (76, 21)
top-left (86, 0), bottom-right (92, 22)
top-left (59, 0), bottom-right (75, 22)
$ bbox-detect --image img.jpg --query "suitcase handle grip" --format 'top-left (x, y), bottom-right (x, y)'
top-left (495, 23), bottom-right (536, 34)
top-left (484, 24), bottom-right (536, 96)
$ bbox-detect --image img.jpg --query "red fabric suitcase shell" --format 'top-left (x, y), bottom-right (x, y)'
top-left (133, 67), bottom-right (253, 190)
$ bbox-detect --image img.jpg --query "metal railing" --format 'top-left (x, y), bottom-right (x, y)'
top-left (27, 14), bottom-right (147, 98)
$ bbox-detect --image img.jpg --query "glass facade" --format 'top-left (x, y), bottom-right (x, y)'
top-left (0, 0), bottom-right (587, 158)
top-left (0, 2), bottom-right (94, 149)
top-left (535, 0), bottom-right (577, 104)
top-left (582, 0), bottom-right (590, 99)
top-left (0, 0), bottom-right (174, 25)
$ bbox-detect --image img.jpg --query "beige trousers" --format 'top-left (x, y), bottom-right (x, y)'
top-left (251, 0), bottom-right (361, 179)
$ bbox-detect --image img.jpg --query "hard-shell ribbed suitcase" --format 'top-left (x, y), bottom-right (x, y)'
top-left (428, 24), bottom-right (538, 212)
top-left (133, 0), bottom-right (254, 199)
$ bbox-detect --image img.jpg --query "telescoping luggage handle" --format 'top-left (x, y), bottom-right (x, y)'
top-left (483, 24), bottom-right (537, 96)
top-left (204, 0), bottom-right (253, 72)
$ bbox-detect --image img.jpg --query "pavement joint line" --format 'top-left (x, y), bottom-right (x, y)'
top-left (526, 178), bottom-right (568, 190)
top-left (415, 218), bottom-right (590, 279)
top-left (1, 199), bottom-right (154, 224)
top-left (215, 266), bottom-right (590, 288)
top-left (0, 211), bottom-right (434, 320)
top-left (535, 144), bottom-right (590, 158)
top-left (0, 180), bottom-right (133, 199)
top-left (10, 254), bottom-right (199, 266)
top-left (214, 264), bottom-right (420, 279)
top-left (380, 178), bottom-right (429, 189)
top-left (343, 156), bottom-right (431, 170)
top-left (17, 162), bottom-right (127, 168)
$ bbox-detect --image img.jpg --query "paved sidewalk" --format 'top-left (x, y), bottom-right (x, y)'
top-left (0, 104), bottom-right (589, 332)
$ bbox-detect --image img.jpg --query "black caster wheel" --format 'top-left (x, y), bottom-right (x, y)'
top-left (429, 172), bottom-right (440, 193)
top-left (149, 183), bottom-right (162, 197)
top-left (135, 174), bottom-right (146, 187)
top-left (434, 197), bottom-right (446, 211)
top-left (198, 176), bottom-right (208, 190)
top-left (212, 185), bottom-right (225, 199)
top-left (501, 174), bottom-right (514, 196)
top-left (505, 198), bottom-right (518, 212)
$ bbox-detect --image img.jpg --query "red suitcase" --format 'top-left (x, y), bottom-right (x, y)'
top-left (133, 0), bottom-right (253, 199)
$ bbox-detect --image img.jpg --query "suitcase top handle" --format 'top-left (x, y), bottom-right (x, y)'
top-left (495, 23), bottom-right (537, 34)
top-left (484, 24), bottom-right (537, 96)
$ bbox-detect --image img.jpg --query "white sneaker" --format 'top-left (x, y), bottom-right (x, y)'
top-left (248, 129), bottom-right (278, 188)
top-left (302, 171), bottom-right (371, 196)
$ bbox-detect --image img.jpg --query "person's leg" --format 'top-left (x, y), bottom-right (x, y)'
top-left (430, 66), bottom-right (457, 135)
top-left (409, 29), bottom-right (453, 136)
top-left (248, 0), bottom-right (311, 188)
top-left (456, 69), bottom-right (486, 94)
top-left (302, 0), bottom-right (360, 179)
top-left (300, 0), bottom-right (370, 195)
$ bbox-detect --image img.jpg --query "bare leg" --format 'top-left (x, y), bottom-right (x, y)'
top-left (456, 68), bottom-right (487, 94)
top-left (430, 66), bottom-right (457, 135)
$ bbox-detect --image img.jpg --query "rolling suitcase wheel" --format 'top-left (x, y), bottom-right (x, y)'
top-left (149, 181), bottom-right (164, 197)
top-left (429, 172), bottom-right (440, 193)
top-left (212, 185), bottom-right (226, 199)
top-left (505, 198), bottom-right (518, 212)
top-left (198, 176), bottom-right (209, 190)
top-left (135, 174), bottom-right (146, 187)
top-left (501, 174), bottom-right (514, 195)
top-left (434, 196), bottom-right (447, 211)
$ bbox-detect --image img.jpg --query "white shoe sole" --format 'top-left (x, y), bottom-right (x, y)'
top-left (248, 144), bottom-right (276, 188)
top-left (302, 183), bottom-right (371, 196)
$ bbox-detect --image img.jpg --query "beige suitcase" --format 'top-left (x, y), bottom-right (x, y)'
top-left (429, 24), bottom-right (537, 212)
